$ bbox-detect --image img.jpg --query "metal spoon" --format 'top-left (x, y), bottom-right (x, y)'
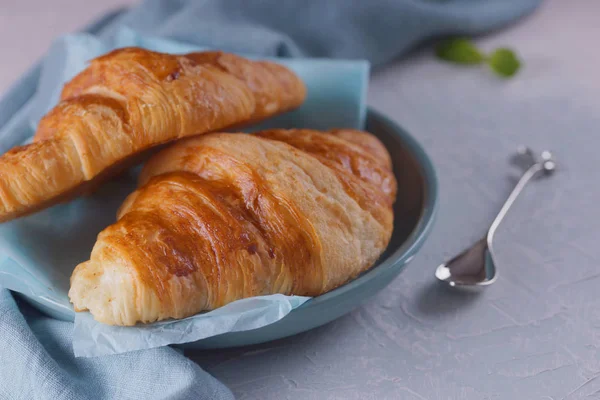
top-left (435, 147), bottom-right (556, 287)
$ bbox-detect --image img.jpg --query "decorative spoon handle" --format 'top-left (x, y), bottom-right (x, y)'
top-left (487, 152), bottom-right (555, 244)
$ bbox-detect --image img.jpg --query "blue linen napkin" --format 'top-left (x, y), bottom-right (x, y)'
top-left (0, 290), bottom-right (234, 400)
top-left (0, 0), bottom-right (541, 398)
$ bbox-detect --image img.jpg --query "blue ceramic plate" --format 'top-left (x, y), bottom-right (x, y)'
top-left (180, 108), bottom-right (438, 349)
top-left (1, 97), bottom-right (437, 351)
top-left (7, 107), bottom-right (437, 349)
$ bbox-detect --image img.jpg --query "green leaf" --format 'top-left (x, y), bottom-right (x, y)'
top-left (435, 38), bottom-right (485, 65)
top-left (487, 48), bottom-right (521, 78)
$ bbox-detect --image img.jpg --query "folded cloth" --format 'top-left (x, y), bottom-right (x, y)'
top-left (0, 290), bottom-right (234, 400)
top-left (100, 0), bottom-right (542, 66)
top-left (0, 0), bottom-right (540, 398)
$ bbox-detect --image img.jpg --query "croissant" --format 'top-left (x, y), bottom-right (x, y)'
top-left (69, 129), bottom-right (397, 326)
top-left (0, 48), bottom-right (305, 222)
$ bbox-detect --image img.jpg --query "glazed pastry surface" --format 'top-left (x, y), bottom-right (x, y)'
top-left (69, 129), bottom-right (397, 326)
top-left (0, 48), bottom-right (305, 222)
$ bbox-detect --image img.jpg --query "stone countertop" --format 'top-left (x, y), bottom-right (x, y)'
top-left (2, 0), bottom-right (599, 398)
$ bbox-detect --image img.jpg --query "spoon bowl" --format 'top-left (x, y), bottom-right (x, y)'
top-left (435, 238), bottom-right (497, 286)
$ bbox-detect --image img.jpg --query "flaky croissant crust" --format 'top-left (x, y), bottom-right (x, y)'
top-left (69, 129), bottom-right (397, 326)
top-left (0, 48), bottom-right (305, 222)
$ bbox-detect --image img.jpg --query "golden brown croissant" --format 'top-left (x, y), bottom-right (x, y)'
top-left (0, 48), bottom-right (305, 222)
top-left (69, 129), bottom-right (397, 326)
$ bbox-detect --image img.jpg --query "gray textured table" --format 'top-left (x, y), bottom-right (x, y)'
top-left (1, 0), bottom-right (599, 398)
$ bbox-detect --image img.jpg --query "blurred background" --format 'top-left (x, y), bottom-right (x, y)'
top-left (0, 0), bottom-right (598, 94)
top-left (0, 0), bottom-right (132, 93)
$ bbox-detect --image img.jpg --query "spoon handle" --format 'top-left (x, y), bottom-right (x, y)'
top-left (487, 162), bottom-right (544, 243)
